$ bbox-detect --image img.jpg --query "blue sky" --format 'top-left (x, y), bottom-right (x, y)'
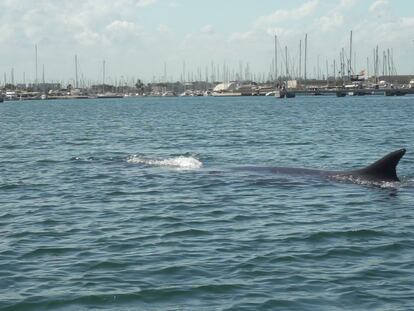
top-left (1, 0), bottom-right (413, 84)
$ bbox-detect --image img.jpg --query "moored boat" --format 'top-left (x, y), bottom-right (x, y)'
top-left (275, 87), bottom-right (295, 98)
top-left (97, 93), bottom-right (123, 99)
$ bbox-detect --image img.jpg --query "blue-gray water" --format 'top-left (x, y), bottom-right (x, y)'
top-left (1, 96), bottom-right (414, 310)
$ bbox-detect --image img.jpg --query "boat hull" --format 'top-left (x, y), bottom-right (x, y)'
top-left (275, 90), bottom-right (296, 98)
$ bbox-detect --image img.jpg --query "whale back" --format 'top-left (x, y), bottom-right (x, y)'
top-left (348, 149), bottom-right (406, 182)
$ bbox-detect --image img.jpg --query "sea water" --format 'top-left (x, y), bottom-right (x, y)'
top-left (1, 96), bottom-right (414, 310)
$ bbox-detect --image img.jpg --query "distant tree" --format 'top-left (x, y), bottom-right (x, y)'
top-left (5, 83), bottom-right (15, 90)
top-left (135, 79), bottom-right (144, 95)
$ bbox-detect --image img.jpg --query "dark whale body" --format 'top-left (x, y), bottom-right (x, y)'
top-left (240, 149), bottom-right (406, 183)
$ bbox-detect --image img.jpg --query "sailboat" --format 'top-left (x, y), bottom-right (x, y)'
top-left (97, 60), bottom-right (123, 99)
top-left (275, 45), bottom-right (295, 98)
top-left (275, 85), bottom-right (295, 98)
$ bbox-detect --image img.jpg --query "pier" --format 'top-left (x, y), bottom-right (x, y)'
top-left (1, 76), bottom-right (414, 100)
top-left (293, 88), bottom-right (414, 97)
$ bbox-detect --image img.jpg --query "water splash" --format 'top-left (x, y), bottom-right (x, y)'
top-left (127, 155), bottom-right (203, 170)
top-left (331, 174), bottom-right (400, 188)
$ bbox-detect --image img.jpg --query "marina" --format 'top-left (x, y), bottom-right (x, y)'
top-left (2, 72), bottom-right (414, 100)
top-left (2, 0), bottom-right (414, 309)
top-left (2, 28), bottom-right (413, 101)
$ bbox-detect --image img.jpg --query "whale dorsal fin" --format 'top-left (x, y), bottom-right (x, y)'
top-left (354, 149), bottom-right (406, 182)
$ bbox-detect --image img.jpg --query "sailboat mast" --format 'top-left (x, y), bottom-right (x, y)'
top-left (35, 44), bottom-right (38, 86)
top-left (102, 60), bottom-right (105, 93)
top-left (285, 45), bottom-right (288, 78)
top-left (376, 45), bottom-right (379, 81)
top-left (349, 30), bottom-right (353, 78)
top-left (75, 55), bottom-right (78, 89)
top-left (304, 33), bottom-right (307, 86)
top-left (299, 39), bottom-right (302, 79)
top-left (387, 48), bottom-right (391, 77)
top-left (274, 35), bottom-right (278, 82)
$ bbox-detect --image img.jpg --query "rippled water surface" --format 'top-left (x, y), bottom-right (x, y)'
top-left (1, 96), bottom-right (414, 310)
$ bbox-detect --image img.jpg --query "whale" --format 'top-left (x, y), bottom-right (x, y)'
top-left (238, 149), bottom-right (406, 183)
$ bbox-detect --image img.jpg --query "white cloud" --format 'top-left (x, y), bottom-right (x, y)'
top-left (168, 1), bottom-right (180, 7)
top-left (369, 0), bottom-right (388, 12)
top-left (136, 0), bottom-right (157, 7)
top-left (1, 0), bottom-right (414, 80)
top-left (256, 0), bottom-right (319, 27)
top-left (107, 20), bottom-right (132, 32)
top-left (315, 12), bottom-right (344, 32)
top-left (106, 20), bottom-right (141, 35)
top-left (74, 30), bottom-right (102, 46)
top-left (263, 27), bottom-right (292, 37)
top-left (157, 24), bottom-right (172, 34)
top-left (183, 25), bottom-right (215, 43)
top-left (296, 0), bottom-right (320, 18)
top-left (401, 17), bottom-right (414, 27)
top-left (0, 24), bottom-right (14, 44)
top-left (228, 27), bottom-right (299, 46)
top-left (2, 1), bottom-right (155, 47)
top-left (229, 31), bottom-right (257, 42)
top-left (339, 0), bottom-right (357, 8)
top-left (200, 25), bottom-right (214, 34)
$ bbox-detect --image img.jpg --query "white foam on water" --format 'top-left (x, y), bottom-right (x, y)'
top-left (331, 174), bottom-right (400, 188)
top-left (127, 155), bottom-right (203, 170)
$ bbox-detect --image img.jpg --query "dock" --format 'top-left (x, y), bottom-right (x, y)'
top-left (292, 88), bottom-right (414, 97)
